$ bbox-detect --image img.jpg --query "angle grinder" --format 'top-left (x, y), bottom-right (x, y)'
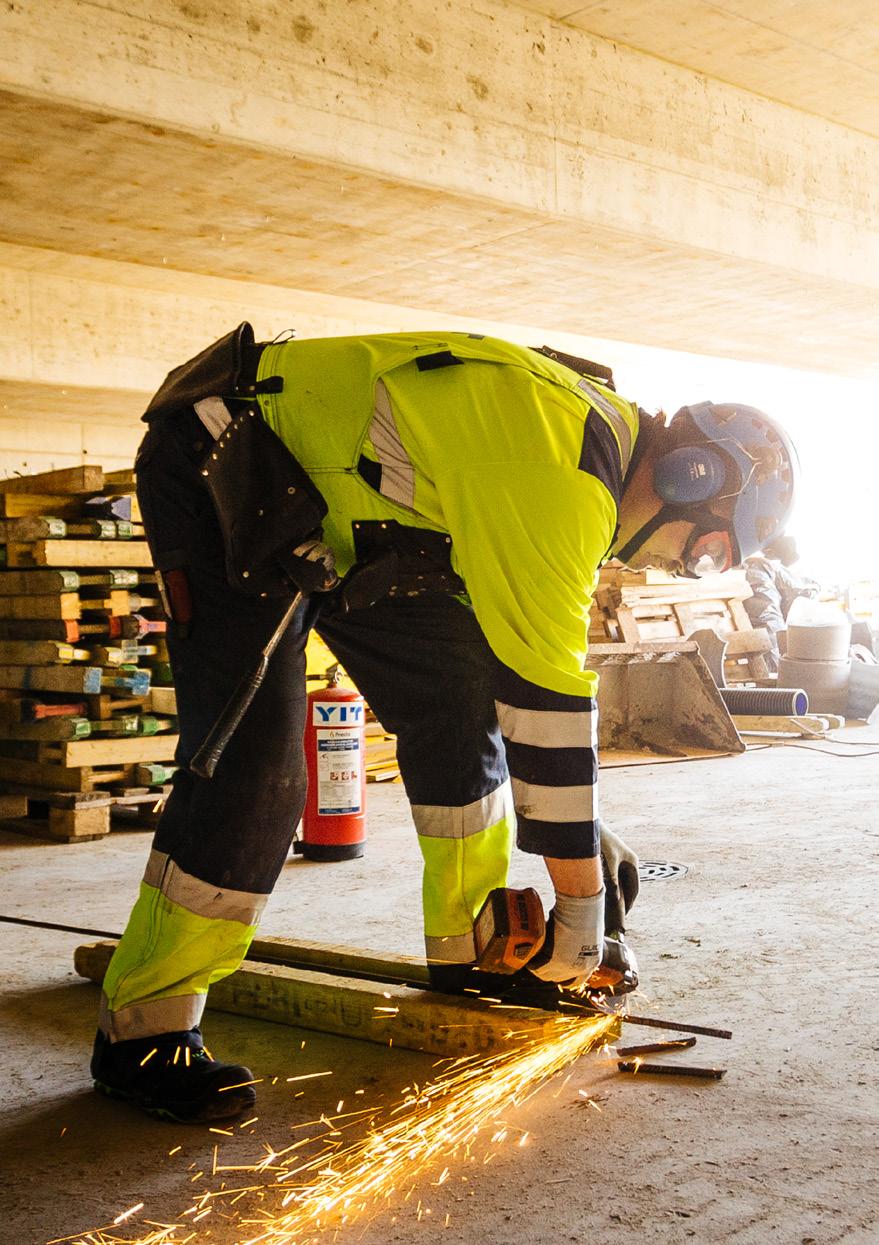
top-left (473, 886), bottom-right (639, 994)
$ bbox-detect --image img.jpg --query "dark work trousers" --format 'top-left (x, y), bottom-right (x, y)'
top-left (99, 406), bottom-right (513, 1040)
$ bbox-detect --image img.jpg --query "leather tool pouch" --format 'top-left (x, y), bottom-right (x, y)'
top-left (201, 409), bottom-right (330, 597)
top-left (142, 321), bottom-right (281, 423)
top-left (339, 520), bottom-right (466, 612)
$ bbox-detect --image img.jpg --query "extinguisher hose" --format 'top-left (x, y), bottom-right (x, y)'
top-left (191, 591), bottom-right (303, 779)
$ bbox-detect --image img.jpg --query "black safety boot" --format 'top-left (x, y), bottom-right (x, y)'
top-left (91, 1027), bottom-right (257, 1123)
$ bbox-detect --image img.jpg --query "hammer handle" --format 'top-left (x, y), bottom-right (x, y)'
top-left (190, 591), bottom-right (303, 779)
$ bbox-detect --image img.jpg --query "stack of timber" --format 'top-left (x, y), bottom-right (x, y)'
top-left (589, 564), bottom-right (773, 684)
top-left (0, 466), bottom-right (178, 842)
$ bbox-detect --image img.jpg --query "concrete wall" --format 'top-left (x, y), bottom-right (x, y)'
top-left (1, 0), bottom-right (877, 473)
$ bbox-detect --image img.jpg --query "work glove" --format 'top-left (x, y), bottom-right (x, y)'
top-left (600, 821), bottom-right (640, 935)
top-left (528, 890), bottom-right (604, 986)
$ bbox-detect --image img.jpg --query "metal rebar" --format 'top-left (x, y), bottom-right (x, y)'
top-left (616, 1038), bottom-right (696, 1056)
top-left (618, 1060), bottom-right (726, 1079)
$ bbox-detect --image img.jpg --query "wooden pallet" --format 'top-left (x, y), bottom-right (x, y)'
top-left (589, 564), bottom-right (770, 683)
top-left (0, 783), bottom-right (171, 841)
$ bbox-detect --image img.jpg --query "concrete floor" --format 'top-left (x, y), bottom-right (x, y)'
top-left (0, 738), bottom-right (877, 1245)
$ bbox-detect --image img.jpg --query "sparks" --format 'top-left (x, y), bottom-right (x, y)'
top-left (62, 1012), bottom-right (614, 1244)
top-left (112, 1203), bottom-right (144, 1226)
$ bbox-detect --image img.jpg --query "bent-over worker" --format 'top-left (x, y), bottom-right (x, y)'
top-left (91, 327), bottom-right (797, 1122)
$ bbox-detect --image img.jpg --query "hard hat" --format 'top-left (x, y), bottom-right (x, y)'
top-left (616, 402), bottom-right (798, 576)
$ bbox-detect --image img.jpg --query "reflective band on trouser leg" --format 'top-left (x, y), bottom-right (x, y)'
top-left (99, 850), bottom-right (267, 1041)
top-left (414, 780), bottom-right (515, 967)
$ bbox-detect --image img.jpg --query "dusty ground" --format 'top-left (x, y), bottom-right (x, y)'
top-left (0, 735), bottom-right (877, 1245)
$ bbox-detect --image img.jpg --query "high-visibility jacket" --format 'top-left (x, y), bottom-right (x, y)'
top-left (258, 332), bottom-right (639, 859)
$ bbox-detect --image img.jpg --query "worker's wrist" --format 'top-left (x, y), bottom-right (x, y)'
top-left (543, 853), bottom-right (603, 898)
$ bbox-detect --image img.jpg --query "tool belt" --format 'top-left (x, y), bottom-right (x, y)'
top-left (142, 323), bottom-right (333, 597)
top-left (337, 520), bottom-right (466, 613)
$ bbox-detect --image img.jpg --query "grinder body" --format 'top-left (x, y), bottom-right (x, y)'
top-left (474, 886), bottom-right (638, 993)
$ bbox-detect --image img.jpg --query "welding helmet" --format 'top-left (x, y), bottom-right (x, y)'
top-left (616, 402), bottom-right (798, 577)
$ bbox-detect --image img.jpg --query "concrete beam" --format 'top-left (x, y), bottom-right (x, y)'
top-left (1, 1), bottom-right (878, 376)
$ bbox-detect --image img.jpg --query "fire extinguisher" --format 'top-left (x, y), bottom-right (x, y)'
top-left (298, 683), bottom-right (367, 861)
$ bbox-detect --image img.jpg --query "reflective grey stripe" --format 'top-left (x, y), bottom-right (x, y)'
top-left (144, 849), bottom-right (267, 925)
top-left (370, 379), bottom-right (416, 508)
top-left (424, 930), bottom-right (477, 966)
top-left (194, 396), bottom-right (232, 440)
top-left (100, 990), bottom-right (205, 1042)
top-left (511, 778), bottom-right (595, 823)
top-left (496, 702), bottom-right (597, 750)
top-left (412, 780), bottom-right (514, 839)
top-left (576, 379), bottom-right (633, 475)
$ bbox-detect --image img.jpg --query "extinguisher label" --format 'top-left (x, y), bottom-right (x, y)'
top-left (312, 700), bottom-right (365, 726)
top-left (316, 730), bottom-right (363, 815)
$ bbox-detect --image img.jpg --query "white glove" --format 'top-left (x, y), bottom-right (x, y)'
top-left (529, 890), bottom-right (604, 986)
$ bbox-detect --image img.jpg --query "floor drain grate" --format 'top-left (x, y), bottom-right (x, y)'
top-left (638, 860), bottom-right (688, 881)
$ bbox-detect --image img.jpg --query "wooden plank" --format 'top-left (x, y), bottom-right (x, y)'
top-left (0, 569), bottom-right (81, 594)
top-left (0, 593), bottom-right (80, 620)
top-left (49, 804), bottom-right (110, 839)
top-left (102, 469), bottom-right (137, 491)
top-left (0, 620), bottom-right (82, 642)
top-left (0, 494), bottom-right (93, 519)
top-left (0, 794), bottom-right (28, 818)
top-left (249, 936), bottom-right (433, 985)
top-left (0, 466), bottom-right (104, 495)
top-left (629, 619), bottom-right (680, 639)
top-left (6, 540), bottom-right (153, 569)
top-left (145, 686), bottom-right (177, 715)
top-left (672, 602), bottom-right (697, 632)
top-left (46, 734), bottom-right (179, 766)
top-left (588, 640), bottom-right (699, 655)
top-left (74, 941), bottom-right (561, 1058)
top-left (0, 665), bottom-right (103, 693)
top-left (731, 713), bottom-right (835, 737)
top-left (0, 756), bottom-right (132, 791)
top-left (0, 806), bottom-right (110, 842)
top-left (0, 517), bottom-right (68, 541)
top-left (723, 628), bottom-right (771, 656)
top-left (729, 599), bottom-right (752, 631)
top-left (0, 716), bottom-right (91, 742)
top-left (0, 640), bottom-right (89, 664)
top-left (615, 606), bottom-right (642, 644)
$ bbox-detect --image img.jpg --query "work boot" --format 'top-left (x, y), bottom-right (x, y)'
top-left (91, 1027), bottom-right (257, 1123)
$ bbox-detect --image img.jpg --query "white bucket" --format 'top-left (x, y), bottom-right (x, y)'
top-left (787, 622), bottom-right (851, 661)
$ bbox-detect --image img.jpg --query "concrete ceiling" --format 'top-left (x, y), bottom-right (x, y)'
top-left (514, 1), bottom-right (879, 137)
top-left (1, 0), bottom-right (878, 405)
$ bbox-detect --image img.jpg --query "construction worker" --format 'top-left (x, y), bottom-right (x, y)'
top-left (90, 327), bottom-right (798, 1122)
top-left (744, 534), bottom-right (818, 670)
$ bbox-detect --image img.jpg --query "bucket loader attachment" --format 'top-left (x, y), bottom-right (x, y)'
top-left (590, 641), bottom-right (744, 767)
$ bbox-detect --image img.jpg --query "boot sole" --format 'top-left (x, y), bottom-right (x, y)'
top-left (94, 1078), bottom-right (257, 1124)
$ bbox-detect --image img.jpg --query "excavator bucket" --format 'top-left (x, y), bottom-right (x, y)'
top-left (590, 641), bottom-right (744, 767)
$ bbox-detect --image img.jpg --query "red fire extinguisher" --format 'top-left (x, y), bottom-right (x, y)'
top-left (299, 683), bottom-right (367, 861)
